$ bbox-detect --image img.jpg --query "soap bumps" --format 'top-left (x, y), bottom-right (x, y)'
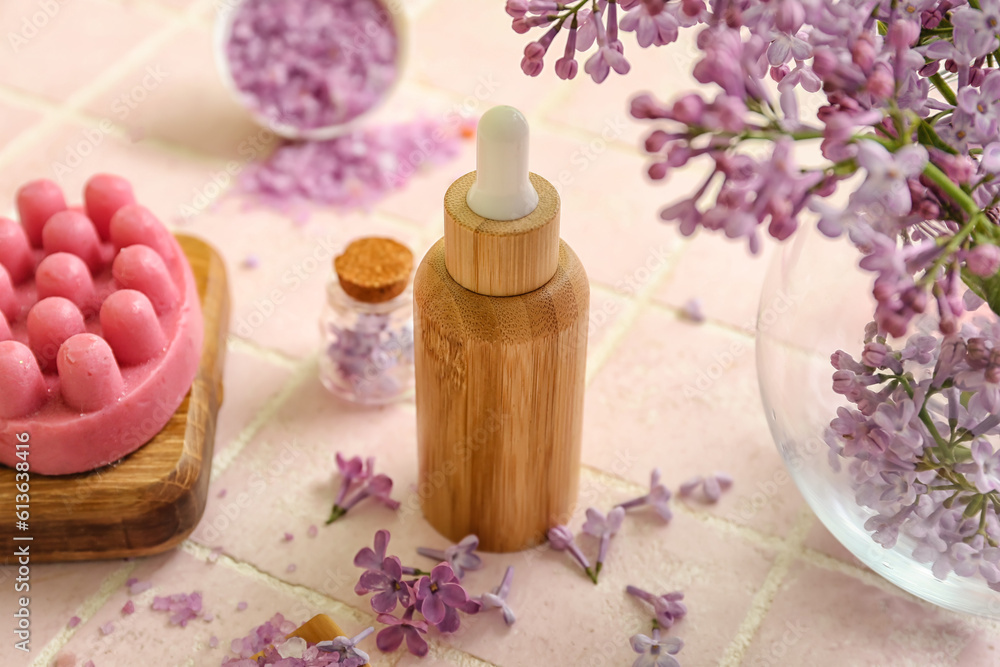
top-left (0, 174), bottom-right (204, 474)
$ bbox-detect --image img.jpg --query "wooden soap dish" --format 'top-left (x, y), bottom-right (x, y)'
top-left (0, 235), bottom-right (229, 564)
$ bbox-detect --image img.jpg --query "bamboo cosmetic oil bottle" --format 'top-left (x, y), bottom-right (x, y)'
top-left (413, 105), bottom-right (589, 552)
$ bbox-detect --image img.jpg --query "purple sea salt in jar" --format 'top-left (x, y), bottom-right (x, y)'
top-left (215, 0), bottom-right (407, 140)
top-left (320, 237), bottom-right (414, 405)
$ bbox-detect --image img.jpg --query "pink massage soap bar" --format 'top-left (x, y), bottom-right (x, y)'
top-left (0, 175), bottom-right (204, 475)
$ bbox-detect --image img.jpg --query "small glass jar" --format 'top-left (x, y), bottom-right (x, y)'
top-left (319, 238), bottom-right (415, 405)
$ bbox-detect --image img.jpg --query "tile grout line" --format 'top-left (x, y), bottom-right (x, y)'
top-left (30, 561), bottom-right (137, 667)
top-left (645, 297), bottom-right (758, 341)
top-left (179, 540), bottom-right (375, 626)
top-left (716, 507), bottom-right (814, 667)
top-left (211, 354), bottom-right (319, 477)
top-left (534, 114), bottom-right (645, 158)
top-left (583, 240), bottom-right (690, 387)
top-left (226, 335), bottom-right (302, 370)
top-left (180, 541), bottom-right (497, 666)
top-left (580, 464), bottom-right (792, 553)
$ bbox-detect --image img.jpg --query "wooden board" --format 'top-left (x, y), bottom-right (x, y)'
top-left (0, 235), bottom-right (229, 564)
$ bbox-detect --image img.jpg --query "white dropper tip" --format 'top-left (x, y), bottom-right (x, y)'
top-left (466, 105), bottom-right (540, 221)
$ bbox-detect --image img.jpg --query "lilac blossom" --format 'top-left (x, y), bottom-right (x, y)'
top-left (316, 627), bottom-right (374, 667)
top-left (678, 473), bottom-right (733, 503)
top-left (548, 524), bottom-right (598, 583)
top-left (480, 566), bottom-right (517, 626)
top-left (354, 528), bottom-right (390, 571)
top-left (327, 456), bottom-right (399, 524)
top-left (357, 556), bottom-right (412, 613)
top-left (376, 607), bottom-right (429, 657)
top-left (617, 468), bottom-right (674, 521)
top-left (582, 506), bottom-right (626, 576)
top-left (414, 563), bottom-right (477, 633)
top-left (507, 0), bottom-right (1000, 342)
top-left (626, 585), bottom-right (688, 628)
top-left (416, 534), bottom-right (483, 579)
top-left (828, 324), bottom-right (1000, 586)
top-left (630, 629), bottom-right (683, 667)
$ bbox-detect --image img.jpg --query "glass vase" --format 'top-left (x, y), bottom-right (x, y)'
top-left (757, 225), bottom-right (1000, 618)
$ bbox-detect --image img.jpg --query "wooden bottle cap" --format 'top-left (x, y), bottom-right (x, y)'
top-left (443, 171), bottom-right (560, 297)
top-left (334, 237), bottom-right (414, 303)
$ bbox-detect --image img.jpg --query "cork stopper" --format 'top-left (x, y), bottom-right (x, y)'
top-left (334, 237), bottom-right (413, 303)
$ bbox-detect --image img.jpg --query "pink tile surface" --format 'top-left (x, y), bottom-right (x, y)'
top-left (656, 232), bottom-right (779, 331)
top-left (743, 561), bottom-right (1000, 666)
top-left (4, 2), bottom-right (999, 666)
top-left (0, 100), bottom-right (43, 146)
top-left (82, 25), bottom-right (270, 161)
top-left (583, 307), bottom-right (805, 537)
top-left (0, 0), bottom-right (163, 102)
top-left (212, 348), bottom-right (293, 458)
top-left (52, 550), bottom-right (394, 667)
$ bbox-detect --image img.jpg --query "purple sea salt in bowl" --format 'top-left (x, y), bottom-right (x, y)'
top-left (215, 0), bottom-right (407, 140)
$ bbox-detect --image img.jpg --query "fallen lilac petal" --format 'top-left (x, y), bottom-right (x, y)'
top-left (680, 297), bottom-right (706, 323)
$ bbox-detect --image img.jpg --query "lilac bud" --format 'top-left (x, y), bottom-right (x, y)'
top-left (861, 342), bottom-right (890, 367)
top-left (671, 93), bottom-right (705, 124)
top-left (852, 34), bottom-right (877, 71)
top-left (512, 17), bottom-right (531, 33)
top-left (528, 0), bottom-right (559, 11)
top-left (866, 67), bottom-right (894, 100)
top-left (918, 60), bottom-right (940, 77)
top-left (524, 41), bottom-right (546, 58)
top-left (520, 55), bottom-right (544, 76)
top-left (886, 20), bottom-right (919, 50)
top-left (812, 48), bottom-right (838, 77)
top-left (555, 57), bottom-right (578, 80)
top-left (648, 161), bottom-right (669, 180)
top-left (644, 129), bottom-right (670, 153)
top-left (506, 0), bottom-right (528, 18)
top-left (681, 0), bottom-right (703, 15)
top-left (937, 154), bottom-right (975, 184)
top-left (967, 245), bottom-right (1000, 278)
top-left (774, 0), bottom-right (805, 33)
top-left (666, 145), bottom-right (693, 168)
top-left (770, 65), bottom-right (790, 82)
top-left (630, 93), bottom-right (671, 120)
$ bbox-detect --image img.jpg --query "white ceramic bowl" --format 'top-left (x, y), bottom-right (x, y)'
top-left (213, 0), bottom-right (409, 141)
